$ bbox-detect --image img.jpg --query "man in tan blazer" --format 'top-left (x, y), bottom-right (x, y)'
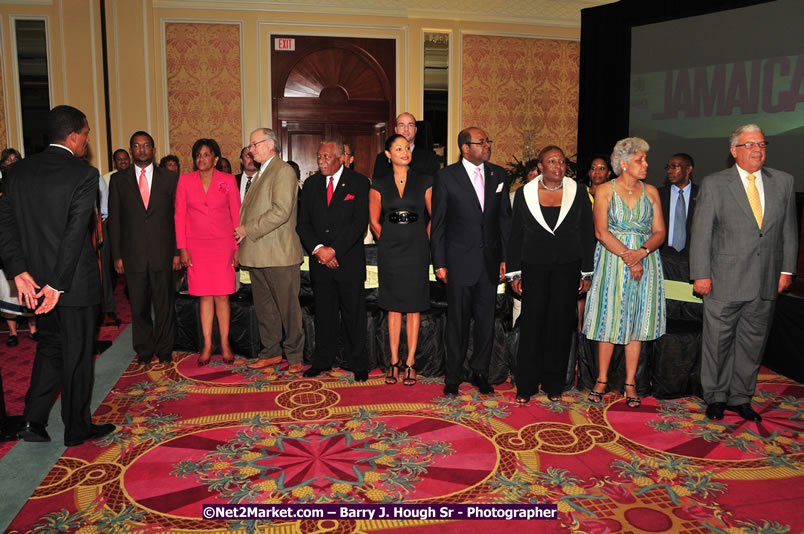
top-left (235, 128), bottom-right (304, 372)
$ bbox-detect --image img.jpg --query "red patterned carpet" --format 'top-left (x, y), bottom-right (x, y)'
top-left (3, 350), bottom-right (802, 533)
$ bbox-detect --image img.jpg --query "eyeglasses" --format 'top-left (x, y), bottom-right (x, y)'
top-left (589, 165), bottom-right (608, 171)
top-left (735, 141), bottom-right (768, 149)
top-left (243, 139), bottom-right (267, 151)
top-left (664, 164), bottom-right (689, 170)
top-left (467, 139), bottom-right (493, 146)
top-left (132, 143), bottom-right (152, 149)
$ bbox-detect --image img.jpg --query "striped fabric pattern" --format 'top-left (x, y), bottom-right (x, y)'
top-left (582, 180), bottom-right (666, 343)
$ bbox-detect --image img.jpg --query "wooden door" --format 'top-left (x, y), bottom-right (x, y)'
top-left (272, 36), bottom-right (395, 180)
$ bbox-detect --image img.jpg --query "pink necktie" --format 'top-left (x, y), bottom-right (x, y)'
top-left (326, 176), bottom-right (334, 205)
top-left (473, 166), bottom-right (485, 211)
top-left (138, 168), bottom-right (150, 209)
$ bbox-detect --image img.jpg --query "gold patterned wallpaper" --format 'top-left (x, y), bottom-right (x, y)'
top-left (165, 23), bottom-right (243, 174)
top-left (462, 35), bottom-right (579, 168)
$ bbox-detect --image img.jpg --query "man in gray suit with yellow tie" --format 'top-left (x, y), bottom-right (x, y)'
top-left (235, 128), bottom-right (304, 373)
top-left (690, 124), bottom-right (798, 423)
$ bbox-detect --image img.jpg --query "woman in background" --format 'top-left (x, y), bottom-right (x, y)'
top-left (159, 155), bottom-right (180, 175)
top-left (175, 139), bottom-right (241, 365)
top-left (582, 137), bottom-right (665, 408)
top-left (585, 154), bottom-right (613, 203)
top-left (369, 134), bottom-right (433, 386)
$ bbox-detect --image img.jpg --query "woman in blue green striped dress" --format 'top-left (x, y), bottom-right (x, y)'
top-left (582, 137), bottom-right (666, 408)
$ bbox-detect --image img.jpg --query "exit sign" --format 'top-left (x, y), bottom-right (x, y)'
top-left (275, 38), bottom-right (295, 51)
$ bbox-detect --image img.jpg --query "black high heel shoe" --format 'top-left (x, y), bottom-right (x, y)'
top-left (385, 362), bottom-right (400, 385)
top-left (623, 383), bottom-right (641, 409)
top-left (588, 380), bottom-right (607, 403)
top-left (402, 364), bottom-right (417, 386)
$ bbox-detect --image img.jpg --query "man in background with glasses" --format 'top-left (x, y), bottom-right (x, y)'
top-left (431, 127), bottom-right (511, 397)
top-left (658, 153), bottom-right (698, 280)
top-left (235, 129), bottom-right (305, 373)
top-left (690, 124), bottom-right (798, 423)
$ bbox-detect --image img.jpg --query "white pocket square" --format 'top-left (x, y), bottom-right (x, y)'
top-left (495, 182), bottom-right (503, 193)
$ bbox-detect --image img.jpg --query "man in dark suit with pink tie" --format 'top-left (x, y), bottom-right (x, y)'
top-left (431, 127), bottom-right (511, 396)
top-left (108, 131), bottom-right (180, 366)
top-left (297, 137), bottom-right (370, 381)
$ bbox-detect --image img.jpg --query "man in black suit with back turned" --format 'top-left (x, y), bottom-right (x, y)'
top-left (372, 112), bottom-right (440, 179)
top-left (108, 131), bottom-right (180, 366)
top-left (0, 105), bottom-right (114, 446)
top-left (431, 127), bottom-right (511, 396)
top-left (297, 138), bottom-right (371, 381)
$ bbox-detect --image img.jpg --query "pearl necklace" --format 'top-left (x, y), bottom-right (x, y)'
top-left (539, 177), bottom-right (563, 191)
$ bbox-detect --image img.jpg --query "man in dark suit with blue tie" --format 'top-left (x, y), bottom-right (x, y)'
top-left (658, 153), bottom-right (698, 281)
top-left (690, 124), bottom-right (798, 423)
top-left (431, 127), bottom-right (511, 396)
top-left (297, 138), bottom-right (371, 381)
top-left (0, 105), bottom-right (114, 446)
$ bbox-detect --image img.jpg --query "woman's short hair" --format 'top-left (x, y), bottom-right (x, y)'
top-left (384, 133), bottom-right (407, 152)
top-left (610, 137), bottom-right (649, 176)
top-left (159, 154), bottom-right (179, 169)
top-left (191, 138), bottom-right (221, 161)
top-left (537, 145), bottom-right (564, 164)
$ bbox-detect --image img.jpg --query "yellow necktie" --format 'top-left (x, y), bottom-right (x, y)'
top-left (746, 174), bottom-right (762, 228)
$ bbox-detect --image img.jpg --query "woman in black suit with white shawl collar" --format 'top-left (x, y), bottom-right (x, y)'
top-left (507, 146), bottom-right (595, 403)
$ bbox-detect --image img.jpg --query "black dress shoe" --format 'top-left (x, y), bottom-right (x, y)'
top-left (6, 335), bottom-right (18, 347)
top-left (18, 421), bottom-right (51, 442)
top-left (726, 403), bottom-right (762, 422)
top-left (303, 366), bottom-right (331, 378)
top-left (65, 423), bottom-right (116, 447)
top-left (443, 383), bottom-right (459, 397)
top-left (354, 370), bottom-right (369, 382)
top-left (28, 332), bottom-right (40, 342)
top-left (158, 355), bottom-right (173, 364)
top-left (470, 371), bottom-right (494, 395)
top-left (136, 355), bottom-right (152, 366)
top-left (705, 402), bottom-right (725, 421)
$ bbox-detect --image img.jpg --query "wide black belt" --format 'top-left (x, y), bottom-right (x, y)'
top-left (387, 210), bottom-right (419, 224)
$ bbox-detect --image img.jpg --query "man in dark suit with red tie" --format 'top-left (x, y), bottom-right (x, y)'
top-left (297, 137), bottom-right (370, 381)
top-left (108, 131), bottom-right (180, 366)
top-left (431, 127), bottom-right (511, 396)
top-left (0, 105), bottom-right (114, 446)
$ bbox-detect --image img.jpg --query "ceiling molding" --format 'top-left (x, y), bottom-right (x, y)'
top-left (154, 0), bottom-right (613, 28)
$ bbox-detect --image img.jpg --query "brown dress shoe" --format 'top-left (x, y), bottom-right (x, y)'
top-left (248, 356), bottom-right (282, 369)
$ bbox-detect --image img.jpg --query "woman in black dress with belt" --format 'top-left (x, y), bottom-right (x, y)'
top-left (369, 134), bottom-right (433, 386)
top-left (507, 146), bottom-right (595, 403)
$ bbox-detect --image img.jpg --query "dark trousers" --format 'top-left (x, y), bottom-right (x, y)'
top-left (127, 269), bottom-right (175, 360)
top-left (516, 260), bottom-right (580, 397)
top-left (249, 266), bottom-right (304, 365)
top-left (701, 295), bottom-right (774, 405)
top-left (311, 276), bottom-right (367, 371)
top-left (24, 305), bottom-right (97, 441)
top-left (444, 269), bottom-right (497, 385)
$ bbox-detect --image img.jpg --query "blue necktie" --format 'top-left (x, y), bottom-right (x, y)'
top-left (672, 189), bottom-right (686, 251)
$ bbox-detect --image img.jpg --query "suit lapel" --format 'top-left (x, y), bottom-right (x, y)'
top-left (483, 163), bottom-right (497, 215)
top-left (456, 164), bottom-right (482, 210)
top-left (328, 167), bottom-right (349, 208)
top-left (727, 166), bottom-right (757, 225)
top-left (761, 168), bottom-right (776, 229)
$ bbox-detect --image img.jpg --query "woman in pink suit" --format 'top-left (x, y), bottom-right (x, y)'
top-left (175, 138), bottom-right (241, 365)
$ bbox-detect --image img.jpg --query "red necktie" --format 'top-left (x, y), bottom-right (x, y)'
top-left (139, 168), bottom-right (150, 209)
top-left (326, 176), bottom-right (334, 205)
